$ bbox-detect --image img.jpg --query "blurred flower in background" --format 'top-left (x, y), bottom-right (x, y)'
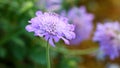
top-left (26, 11), bottom-right (75, 47)
top-left (38, 0), bottom-right (63, 11)
top-left (61, 6), bottom-right (94, 45)
top-left (93, 22), bottom-right (120, 59)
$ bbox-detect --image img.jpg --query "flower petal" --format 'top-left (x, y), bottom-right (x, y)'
top-left (61, 37), bottom-right (70, 45)
top-left (36, 11), bottom-right (42, 16)
top-left (44, 34), bottom-right (50, 41)
top-left (34, 31), bottom-right (44, 37)
top-left (64, 32), bottom-right (75, 40)
top-left (53, 36), bottom-right (60, 42)
top-left (25, 25), bottom-right (34, 32)
top-left (49, 37), bottom-right (55, 47)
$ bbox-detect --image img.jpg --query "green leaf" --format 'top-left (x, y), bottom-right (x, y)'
top-left (9, 44), bottom-right (26, 60)
top-left (11, 37), bottom-right (25, 47)
top-left (0, 47), bottom-right (6, 58)
top-left (28, 45), bottom-right (46, 65)
top-left (19, 1), bottom-right (33, 14)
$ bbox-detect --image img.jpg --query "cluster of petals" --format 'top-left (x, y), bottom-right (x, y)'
top-left (93, 22), bottom-right (120, 59)
top-left (25, 11), bottom-right (75, 47)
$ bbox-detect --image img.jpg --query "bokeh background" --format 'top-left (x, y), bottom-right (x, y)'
top-left (0, 0), bottom-right (120, 68)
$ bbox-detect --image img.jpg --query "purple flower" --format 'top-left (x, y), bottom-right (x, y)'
top-left (25, 11), bottom-right (75, 47)
top-left (61, 6), bottom-right (94, 45)
top-left (93, 22), bottom-right (120, 59)
top-left (46, 0), bottom-right (62, 11)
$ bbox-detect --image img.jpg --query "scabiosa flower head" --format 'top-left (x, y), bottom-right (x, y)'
top-left (25, 11), bottom-right (75, 47)
top-left (93, 22), bottom-right (120, 59)
top-left (61, 6), bottom-right (94, 45)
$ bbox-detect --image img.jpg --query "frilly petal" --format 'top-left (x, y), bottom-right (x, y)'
top-left (53, 36), bottom-right (60, 42)
top-left (49, 37), bottom-right (55, 47)
top-left (61, 37), bottom-right (70, 45)
top-left (36, 11), bottom-right (42, 16)
top-left (44, 34), bottom-right (50, 41)
top-left (25, 25), bottom-right (34, 32)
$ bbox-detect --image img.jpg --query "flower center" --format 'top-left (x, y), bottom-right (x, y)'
top-left (44, 22), bottom-right (57, 35)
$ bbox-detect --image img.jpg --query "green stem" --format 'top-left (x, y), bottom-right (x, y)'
top-left (46, 41), bottom-right (50, 68)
